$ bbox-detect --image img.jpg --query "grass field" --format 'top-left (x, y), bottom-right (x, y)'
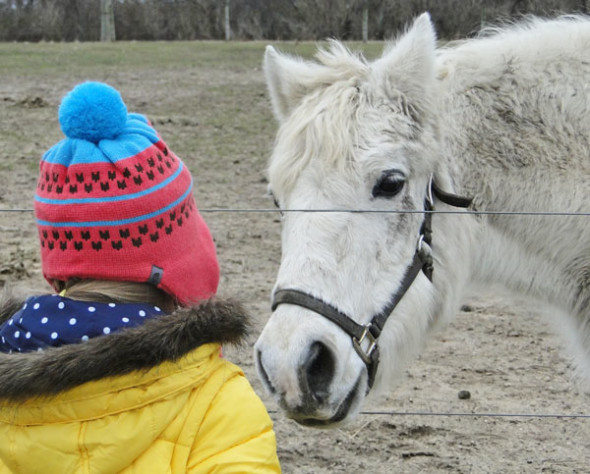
top-left (0, 40), bottom-right (382, 181)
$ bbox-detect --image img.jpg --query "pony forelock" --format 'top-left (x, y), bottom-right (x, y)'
top-left (269, 81), bottom-right (361, 196)
top-left (268, 43), bottom-right (369, 195)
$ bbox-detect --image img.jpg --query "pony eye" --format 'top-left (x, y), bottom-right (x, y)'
top-left (372, 171), bottom-right (405, 198)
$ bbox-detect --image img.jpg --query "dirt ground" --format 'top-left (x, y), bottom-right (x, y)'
top-left (1, 41), bottom-right (589, 473)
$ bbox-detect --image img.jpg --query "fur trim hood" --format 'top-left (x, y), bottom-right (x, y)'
top-left (0, 287), bottom-right (250, 400)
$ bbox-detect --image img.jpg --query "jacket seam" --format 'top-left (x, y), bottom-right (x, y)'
top-left (78, 421), bottom-right (90, 474)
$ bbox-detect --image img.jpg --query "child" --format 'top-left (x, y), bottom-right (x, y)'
top-left (0, 82), bottom-right (281, 473)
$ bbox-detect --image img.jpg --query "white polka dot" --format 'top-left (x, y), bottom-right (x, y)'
top-left (1, 337), bottom-right (4, 343)
top-left (69, 318), bottom-right (77, 325)
top-left (122, 317), bottom-right (130, 323)
top-left (19, 318), bottom-right (23, 324)
top-left (50, 332), bottom-right (58, 340)
top-left (22, 303), bottom-right (27, 310)
top-left (108, 303), bottom-right (116, 308)
top-left (154, 306), bottom-right (161, 312)
top-left (33, 303), bottom-right (40, 310)
top-left (81, 335), bottom-right (89, 342)
top-left (37, 347), bottom-right (43, 352)
top-left (41, 317), bottom-right (48, 324)
top-left (25, 332), bottom-right (31, 339)
top-left (88, 306), bottom-right (96, 312)
top-left (103, 327), bottom-right (111, 334)
top-left (8, 319), bottom-right (13, 326)
top-left (14, 331), bottom-right (20, 338)
top-left (139, 310), bottom-right (146, 317)
top-left (58, 302), bottom-right (65, 310)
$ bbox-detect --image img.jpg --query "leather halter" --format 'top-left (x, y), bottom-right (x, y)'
top-left (271, 177), bottom-right (472, 391)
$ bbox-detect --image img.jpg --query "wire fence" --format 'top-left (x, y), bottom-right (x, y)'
top-left (265, 410), bottom-right (590, 419)
top-left (1, 207), bottom-right (590, 217)
top-left (357, 410), bottom-right (590, 419)
top-left (1, 204), bottom-right (589, 422)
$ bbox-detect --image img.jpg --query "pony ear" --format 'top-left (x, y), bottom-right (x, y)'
top-left (264, 46), bottom-right (317, 121)
top-left (371, 13), bottom-right (437, 105)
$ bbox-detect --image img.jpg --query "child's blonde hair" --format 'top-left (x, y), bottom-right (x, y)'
top-left (52, 279), bottom-right (176, 313)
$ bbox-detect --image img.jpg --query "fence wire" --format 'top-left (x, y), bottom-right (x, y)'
top-left (358, 411), bottom-right (590, 419)
top-left (265, 410), bottom-right (590, 419)
top-left (1, 208), bottom-right (590, 217)
top-left (1, 205), bottom-right (589, 420)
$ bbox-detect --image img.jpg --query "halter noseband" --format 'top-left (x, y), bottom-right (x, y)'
top-left (271, 177), bottom-right (472, 391)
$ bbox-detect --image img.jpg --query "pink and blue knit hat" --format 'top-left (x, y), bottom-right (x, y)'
top-left (34, 82), bottom-right (219, 305)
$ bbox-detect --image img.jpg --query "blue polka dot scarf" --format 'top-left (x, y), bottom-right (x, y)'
top-left (0, 295), bottom-right (165, 353)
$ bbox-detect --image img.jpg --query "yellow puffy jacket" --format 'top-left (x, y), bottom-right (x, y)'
top-left (0, 295), bottom-right (280, 473)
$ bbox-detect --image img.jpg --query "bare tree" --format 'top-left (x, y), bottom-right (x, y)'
top-left (225, 0), bottom-right (231, 40)
top-left (2, 0), bottom-right (589, 42)
top-left (361, 0), bottom-right (368, 42)
top-left (101, 0), bottom-right (115, 41)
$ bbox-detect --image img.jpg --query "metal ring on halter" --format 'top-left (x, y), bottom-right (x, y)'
top-left (426, 175), bottom-right (434, 208)
top-left (417, 234), bottom-right (432, 257)
top-left (417, 234), bottom-right (425, 253)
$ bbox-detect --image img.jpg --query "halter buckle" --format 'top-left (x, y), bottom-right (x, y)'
top-left (352, 325), bottom-right (378, 365)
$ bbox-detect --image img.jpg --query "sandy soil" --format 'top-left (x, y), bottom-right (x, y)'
top-left (1, 42), bottom-right (588, 473)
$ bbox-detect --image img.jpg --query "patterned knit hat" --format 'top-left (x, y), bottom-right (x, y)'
top-left (34, 82), bottom-right (219, 305)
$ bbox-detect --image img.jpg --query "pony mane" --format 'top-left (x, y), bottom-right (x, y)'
top-left (475, 13), bottom-right (589, 39)
top-left (313, 40), bottom-right (368, 82)
top-left (437, 14), bottom-right (590, 84)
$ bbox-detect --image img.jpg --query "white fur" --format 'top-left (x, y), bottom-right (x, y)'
top-left (255, 13), bottom-right (590, 427)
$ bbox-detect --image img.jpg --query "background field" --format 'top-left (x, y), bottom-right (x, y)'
top-left (1, 41), bottom-right (589, 473)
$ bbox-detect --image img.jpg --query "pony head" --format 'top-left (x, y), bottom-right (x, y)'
top-left (255, 14), bottom-right (455, 426)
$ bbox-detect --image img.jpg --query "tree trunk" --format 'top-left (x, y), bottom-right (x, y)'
top-left (101, 0), bottom-right (116, 42)
top-left (225, 0), bottom-right (231, 41)
top-left (362, 4), bottom-right (368, 42)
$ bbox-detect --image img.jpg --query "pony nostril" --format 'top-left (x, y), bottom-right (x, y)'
top-left (300, 342), bottom-right (335, 404)
top-left (256, 350), bottom-right (277, 394)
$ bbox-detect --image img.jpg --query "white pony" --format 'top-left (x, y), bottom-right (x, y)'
top-left (255, 13), bottom-right (590, 427)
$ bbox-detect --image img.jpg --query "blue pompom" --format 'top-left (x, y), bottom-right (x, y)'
top-left (58, 82), bottom-right (128, 143)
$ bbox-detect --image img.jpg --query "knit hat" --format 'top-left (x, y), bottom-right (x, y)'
top-left (34, 82), bottom-right (219, 305)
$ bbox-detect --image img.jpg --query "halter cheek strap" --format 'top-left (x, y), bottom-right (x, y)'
top-left (271, 177), bottom-right (472, 392)
top-left (272, 244), bottom-right (429, 390)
